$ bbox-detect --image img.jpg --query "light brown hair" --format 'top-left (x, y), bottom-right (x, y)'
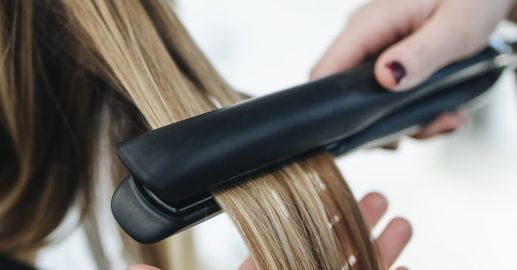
top-left (0, 0), bottom-right (380, 269)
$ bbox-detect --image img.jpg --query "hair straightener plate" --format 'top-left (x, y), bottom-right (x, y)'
top-left (112, 42), bottom-right (515, 243)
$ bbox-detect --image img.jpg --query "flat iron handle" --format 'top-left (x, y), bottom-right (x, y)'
top-left (117, 46), bottom-right (503, 206)
top-left (328, 66), bottom-right (501, 155)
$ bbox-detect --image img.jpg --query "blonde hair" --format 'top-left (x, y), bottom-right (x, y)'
top-left (0, 0), bottom-right (380, 269)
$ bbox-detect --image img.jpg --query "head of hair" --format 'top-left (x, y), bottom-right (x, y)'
top-left (0, 1), bottom-right (381, 269)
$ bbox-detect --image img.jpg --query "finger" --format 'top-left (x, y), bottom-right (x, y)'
top-left (377, 218), bottom-right (413, 269)
top-left (311, 0), bottom-right (435, 80)
top-left (238, 256), bottom-right (257, 270)
top-left (396, 267), bottom-right (409, 270)
top-left (359, 192), bottom-right (388, 228)
top-left (381, 140), bottom-right (400, 151)
top-left (412, 112), bottom-right (466, 139)
top-left (374, 0), bottom-right (499, 91)
top-left (127, 264), bottom-right (161, 270)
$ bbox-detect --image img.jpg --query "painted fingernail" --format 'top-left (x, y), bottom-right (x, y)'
top-left (442, 128), bottom-right (457, 135)
top-left (385, 61), bottom-right (407, 85)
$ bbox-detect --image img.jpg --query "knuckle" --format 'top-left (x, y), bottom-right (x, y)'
top-left (446, 23), bottom-right (483, 58)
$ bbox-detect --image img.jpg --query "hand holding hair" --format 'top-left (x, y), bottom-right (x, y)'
top-left (128, 193), bottom-right (413, 270)
top-left (311, 0), bottom-right (513, 138)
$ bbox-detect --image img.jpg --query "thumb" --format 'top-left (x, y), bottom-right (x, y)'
top-left (374, 2), bottom-right (488, 91)
top-left (310, 0), bottom-right (435, 80)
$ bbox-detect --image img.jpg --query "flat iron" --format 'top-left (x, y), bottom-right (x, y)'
top-left (112, 41), bottom-right (515, 243)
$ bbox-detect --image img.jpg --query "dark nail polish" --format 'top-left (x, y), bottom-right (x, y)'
top-left (442, 128), bottom-right (457, 135)
top-left (385, 61), bottom-right (407, 85)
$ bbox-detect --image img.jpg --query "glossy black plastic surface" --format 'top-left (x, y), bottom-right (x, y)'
top-left (111, 177), bottom-right (220, 243)
top-left (112, 46), bottom-right (505, 243)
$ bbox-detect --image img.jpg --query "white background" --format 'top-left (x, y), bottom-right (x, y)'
top-left (37, 0), bottom-right (517, 269)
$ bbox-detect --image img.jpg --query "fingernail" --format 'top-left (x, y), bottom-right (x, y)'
top-left (385, 61), bottom-right (407, 85)
top-left (442, 128), bottom-right (457, 135)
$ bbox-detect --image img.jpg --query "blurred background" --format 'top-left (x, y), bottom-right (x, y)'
top-left (37, 0), bottom-right (517, 269)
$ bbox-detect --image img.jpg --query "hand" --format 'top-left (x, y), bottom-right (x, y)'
top-left (238, 192), bottom-right (412, 270)
top-left (127, 193), bottom-right (411, 270)
top-left (311, 0), bottom-right (513, 138)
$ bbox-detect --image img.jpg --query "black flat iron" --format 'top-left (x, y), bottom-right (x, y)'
top-left (112, 41), bottom-right (516, 243)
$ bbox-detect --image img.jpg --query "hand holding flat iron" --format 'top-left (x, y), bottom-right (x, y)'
top-left (311, 0), bottom-right (513, 138)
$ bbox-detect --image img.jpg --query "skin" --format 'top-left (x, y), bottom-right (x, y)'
top-left (312, 0), bottom-right (514, 138)
top-left (129, 192), bottom-right (412, 270)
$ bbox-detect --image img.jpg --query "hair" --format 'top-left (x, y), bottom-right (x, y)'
top-left (0, 0), bottom-right (381, 269)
